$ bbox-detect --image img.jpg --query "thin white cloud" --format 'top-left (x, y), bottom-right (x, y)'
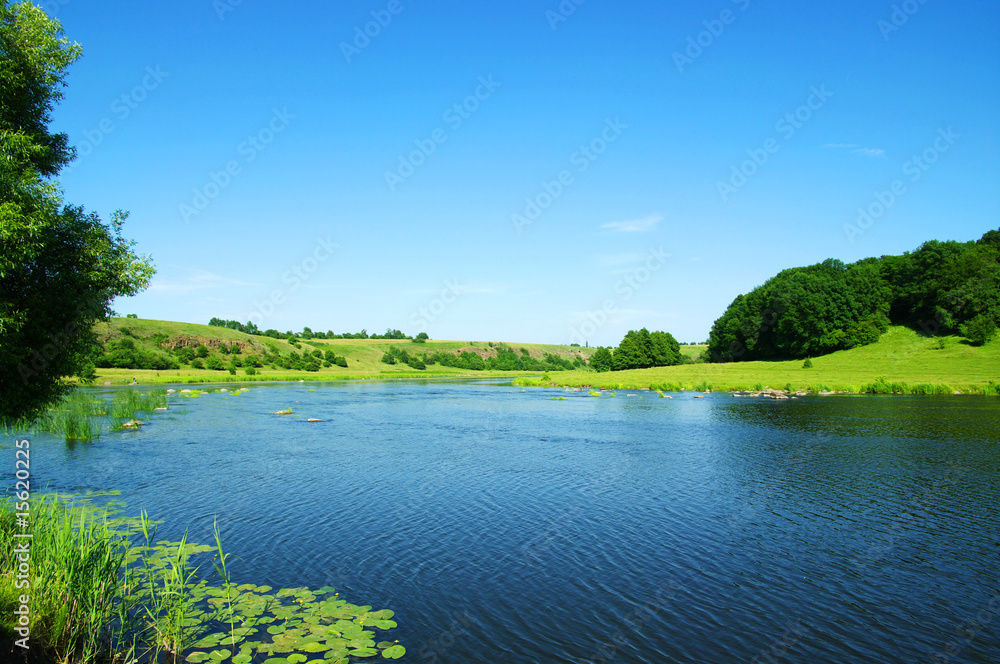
top-left (600, 214), bottom-right (662, 233)
top-left (852, 147), bottom-right (885, 157)
top-left (821, 143), bottom-right (885, 158)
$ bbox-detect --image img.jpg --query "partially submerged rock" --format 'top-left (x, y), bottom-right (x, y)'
top-left (307, 418), bottom-right (323, 422)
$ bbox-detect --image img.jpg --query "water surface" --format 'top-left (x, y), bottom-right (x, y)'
top-left (21, 381), bottom-right (1000, 663)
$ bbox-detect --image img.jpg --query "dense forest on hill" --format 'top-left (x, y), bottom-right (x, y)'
top-left (707, 228), bottom-right (1000, 362)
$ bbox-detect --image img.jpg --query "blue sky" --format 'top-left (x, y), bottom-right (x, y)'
top-left (47, 0), bottom-right (1000, 345)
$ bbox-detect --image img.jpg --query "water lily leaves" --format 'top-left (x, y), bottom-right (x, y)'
top-left (349, 647), bottom-right (378, 658)
top-left (368, 609), bottom-right (394, 620)
top-left (286, 655), bottom-right (308, 664)
top-left (231, 654), bottom-right (253, 664)
top-left (301, 641), bottom-right (328, 653)
top-left (262, 659), bottom-right (287, 664)
top-left (209, 649), bottom-right (231, 661)
top-left (266, 624), bottom-right (286, 635)
top-left (192, 633), bottom-right (225, 648)
top-left (186, 653), bottom-right (211, 663)
top-left (381, 645), bottom-right (406, 659)
top-left (317, 585), bottom-right (336, 593)
top-left (372, 620), bottom-right (397, 630)
top-left (257, 585), bottom-right (273, 592)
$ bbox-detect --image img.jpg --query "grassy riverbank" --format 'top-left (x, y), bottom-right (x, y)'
top-left (83, 319), bottom-right (999, 394)
top-left (0, 495), bottom-right (404, 663)
top-left (516, 327), bottom-right (1000, 394)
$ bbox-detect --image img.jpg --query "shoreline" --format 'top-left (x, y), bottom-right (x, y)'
top-left (82, 368), bottom-right (999, 397)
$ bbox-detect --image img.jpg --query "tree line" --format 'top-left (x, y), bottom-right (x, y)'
top-left (707, 228), bottom-right (1000, 362)
top-left (207, 318), bottom-right (428, 341)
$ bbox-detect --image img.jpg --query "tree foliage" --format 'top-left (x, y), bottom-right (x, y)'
top-left (1, 2), bottom-right (154, 421)
top-left (707, 229), bottom-right (1000, 361)
top-left (591, 329), bottom-right (682, 372)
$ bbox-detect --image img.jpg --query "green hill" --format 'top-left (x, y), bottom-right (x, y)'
top-left (87, 318), bottom-right (999, 394)
top-left (517, 326), bottom-right (1000, 394)
top-left (90, 318), bottom-right (595, 384)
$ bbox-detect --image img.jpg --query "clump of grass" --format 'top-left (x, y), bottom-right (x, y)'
top-left (3, 388), bottom-right (169, 441)
top-left (694, 380), bottom-right (713, 392)
top-left (0, 495), bottom-right (140, 663)
top-left (1, 496), bottom-right (405, 663)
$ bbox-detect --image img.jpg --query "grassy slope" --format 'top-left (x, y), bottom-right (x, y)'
top-left (522, 327), bottom-right (1000, 392)
top-left (90, 319), bottom-right (998, 393)
top-left (91, 318), bottom-right (594, 384)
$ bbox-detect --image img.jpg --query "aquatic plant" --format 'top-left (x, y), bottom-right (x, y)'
top-left (0, 495), bottom-right (405, 663)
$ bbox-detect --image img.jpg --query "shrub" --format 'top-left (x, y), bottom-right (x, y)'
top-left (195, 345), bottom-right (209, 358)
top-left (190, 358), bottom-right (204, 369)
top-left (381, 352), bottom-right (396, 365)
top-left (206, 356), bottom-right (225, 371)
top-left (960, 313), bottom-right (998, 346)
top-left (413, 332), bottom-right (429, 343)
top-left (803, 358), bottom-right (813, 368)
top-left (245, 367), bottom-right (257, 376)
top-left (335, 357), bottom-right (348, 368)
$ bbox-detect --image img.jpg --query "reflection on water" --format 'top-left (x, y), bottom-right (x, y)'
top-left (18, 382), bottom-right (1000, 663)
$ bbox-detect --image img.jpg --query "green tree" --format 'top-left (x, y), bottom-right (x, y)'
top-left (1, 2), bottom-right (153, 421)
top-left (590, 347), bottom-right (613, 372)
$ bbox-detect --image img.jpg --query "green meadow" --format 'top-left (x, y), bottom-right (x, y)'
top-left (88, 319), bottom-right (999, 395)
top-left (517, 327), bottom-right (1000, 394)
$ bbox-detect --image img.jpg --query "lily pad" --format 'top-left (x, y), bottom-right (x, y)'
top-left (302, 641), bottom-right (329, 653)
top-left (348, 647), bottom-right (378, 658)
top-left (287, 655), bottom-right (308, 664)
top-left (186, 653), bottom-right (211, 663)
top-left (381, 645), bottom-right (406, 659)
top-left (209, 649), bottom-right (231, 660)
